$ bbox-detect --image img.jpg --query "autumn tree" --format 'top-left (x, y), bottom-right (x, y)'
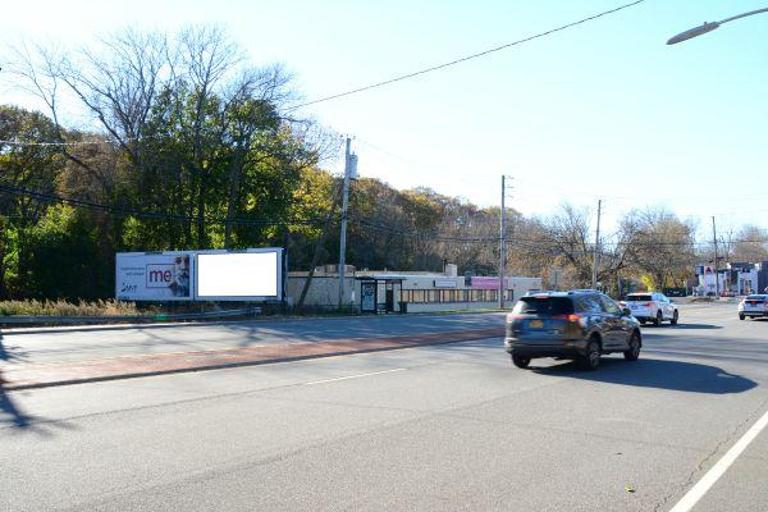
top-left (620, 208), bottom-right (696, 290)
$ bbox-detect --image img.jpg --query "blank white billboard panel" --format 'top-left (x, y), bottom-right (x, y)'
top-left (196, 251), bottom-right (281, 300)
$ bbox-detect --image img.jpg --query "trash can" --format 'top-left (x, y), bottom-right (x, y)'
top-left (398, 301), bottom-right (408, 314)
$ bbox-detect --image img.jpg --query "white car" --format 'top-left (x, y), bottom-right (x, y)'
top-left (623, 292), bottom-right (679, 326)
top-left (738, 294), bottom-right (768, 320)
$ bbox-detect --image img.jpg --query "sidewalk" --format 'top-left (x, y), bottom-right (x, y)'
top-left (1, 326), bottom-right (503, 390)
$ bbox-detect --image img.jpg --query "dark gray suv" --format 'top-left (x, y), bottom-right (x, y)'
top-left (504, 290), bottom-right (642, 370)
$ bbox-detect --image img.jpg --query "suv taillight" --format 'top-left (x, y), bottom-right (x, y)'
top-left (555, 313), bottom-right (581, 323)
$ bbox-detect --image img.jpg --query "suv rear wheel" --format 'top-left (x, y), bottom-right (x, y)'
top-left (654, 310), bottom-right (663, 326)
top-left (512, 353), bottom-right (531, 369)
top-left (624, 332), bottom-right (640, 361)
top-left (671, 310), bottom-right (679, 326)
top-left (581, 340), bottom-right (601, 371)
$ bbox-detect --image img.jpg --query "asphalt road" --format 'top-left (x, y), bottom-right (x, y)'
top-left (1, 312), bottom-right (505, 364)
top-left (2, 303), bottom-right (767, 511)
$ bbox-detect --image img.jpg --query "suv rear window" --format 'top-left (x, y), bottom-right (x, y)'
top-left (512, 297), bottom-right (574, 315)
top-left (746, 295), bottom-right (767, 301)
top-left (626, 294), bottom-right (652, 301)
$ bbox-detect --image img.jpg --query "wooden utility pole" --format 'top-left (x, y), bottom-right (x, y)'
top-left (591, 199), bottom-right (602, 289)
top-left (712, 216), bottom-right (720, 297)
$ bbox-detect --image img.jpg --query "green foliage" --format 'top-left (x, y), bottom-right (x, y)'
top-left (15, 205), bottom-right (110, 300)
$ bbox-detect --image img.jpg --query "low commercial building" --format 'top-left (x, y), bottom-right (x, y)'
top-left (286, 265), bottom-right (542, 313)
top-left (695, 261), bottom-right (768, 296)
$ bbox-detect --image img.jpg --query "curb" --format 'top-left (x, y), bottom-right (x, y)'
top-left (2, 328), bottom-right (504, 391)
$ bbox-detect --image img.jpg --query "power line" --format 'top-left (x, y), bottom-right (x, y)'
top-left (351, 216), bottom-right (498, 244)
top-left (0, 184), bottom-right (335, 227)
top-left (358, 138), bottom-right (768, 210)
top-left (289, 0), bottom-right (649, 110)
top-left (350, 213), bottom-right (768, 249)
top-left (3, 181), bottom-right (766, 248)
top-left (0, 139), bottom-right (112, 147)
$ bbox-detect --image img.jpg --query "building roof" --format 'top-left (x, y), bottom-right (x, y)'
top-left (355, 274), bottom-right (409, 281)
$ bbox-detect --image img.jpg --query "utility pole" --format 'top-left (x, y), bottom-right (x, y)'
top-left (498, 175), bottom-right (506, 309)
top-left (338, 137), bottom-right (354, 309)
top-left (591, 199), bottom-right (602, 290)
top-left (498, 176), bottom-right (512, 308)
top-left (712, 216), bottom-right (720, 297)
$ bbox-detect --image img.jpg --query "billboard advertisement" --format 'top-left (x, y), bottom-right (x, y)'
top-left (195, 248), bottom-right (283, 301)
top-left (116, 252), bottom-right (193, 301)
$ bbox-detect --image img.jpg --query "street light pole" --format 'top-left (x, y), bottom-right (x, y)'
top-left (667, 7), bottom-right (768, 44)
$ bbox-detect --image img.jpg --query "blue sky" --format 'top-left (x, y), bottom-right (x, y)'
top-left (2, 0), bottom-right (767, 237)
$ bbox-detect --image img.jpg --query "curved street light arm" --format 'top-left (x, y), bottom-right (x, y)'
top-left (667, 6), bottom-right (768, 44)
top-left (719, 7), bottom-right (768, 24)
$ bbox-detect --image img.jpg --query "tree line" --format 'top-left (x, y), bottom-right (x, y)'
top-left (1, 26), bottom-right (767, 301)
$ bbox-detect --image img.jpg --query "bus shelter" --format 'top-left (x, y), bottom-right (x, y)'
top-left (356, 275), bottom-right (406, 314)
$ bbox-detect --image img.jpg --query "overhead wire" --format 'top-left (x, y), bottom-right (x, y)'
top-left (0, 184), bottom-right (336, 227)
top-left (3, 180), bottom-right (765, 251)
top-left (288, 0), bottom-right (649, 110)
top-left (349, 212), bottom-right (768, 248)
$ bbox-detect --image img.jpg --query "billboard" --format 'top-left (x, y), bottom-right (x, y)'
top-left (116, 252), bottom-right (193, 301)
top-left (195, 248), bottom-right (283, 301)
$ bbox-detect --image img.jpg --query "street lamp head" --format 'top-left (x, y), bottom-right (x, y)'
top-left (667, 21), bottom-right (721, 44)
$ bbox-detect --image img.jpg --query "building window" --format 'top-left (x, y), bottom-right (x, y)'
top-left (400, 289), bottom-right (513, 304)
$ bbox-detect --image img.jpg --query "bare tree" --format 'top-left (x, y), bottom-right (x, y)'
top-left (620, 208), bottom-right (696, 290)
top-left (539, 204), bottom-right (594, 286)
top-left (731, 225), bottom-right (768, 262)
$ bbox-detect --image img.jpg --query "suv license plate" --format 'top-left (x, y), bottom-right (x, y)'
top-left (529, 320), bottom-right (544, 329)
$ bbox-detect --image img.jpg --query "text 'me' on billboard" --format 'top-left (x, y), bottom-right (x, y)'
top-left (196, 250), bottom-right (282, 301)
top-left (115, 252), bottom-right (193, 301)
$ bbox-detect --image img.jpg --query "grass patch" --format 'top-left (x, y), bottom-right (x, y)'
top-left (0, 299), bottom-right (143, 317)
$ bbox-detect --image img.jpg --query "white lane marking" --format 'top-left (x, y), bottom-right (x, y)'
top-left (303, 368), bottom-right (407, 386)
top-left (669, 407), bottom-right (768, 512)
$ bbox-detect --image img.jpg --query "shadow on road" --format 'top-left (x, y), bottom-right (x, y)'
top-left (0, 329), bottom-right (33, 430)
top-left (642, 323), bottom-right (722, 330)
top-left (670, 323), bottom-right (723, 330)
top-left (532, 357), bottom-right (756, 394)
top-left (0, 330), bottom-right (69, 435)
